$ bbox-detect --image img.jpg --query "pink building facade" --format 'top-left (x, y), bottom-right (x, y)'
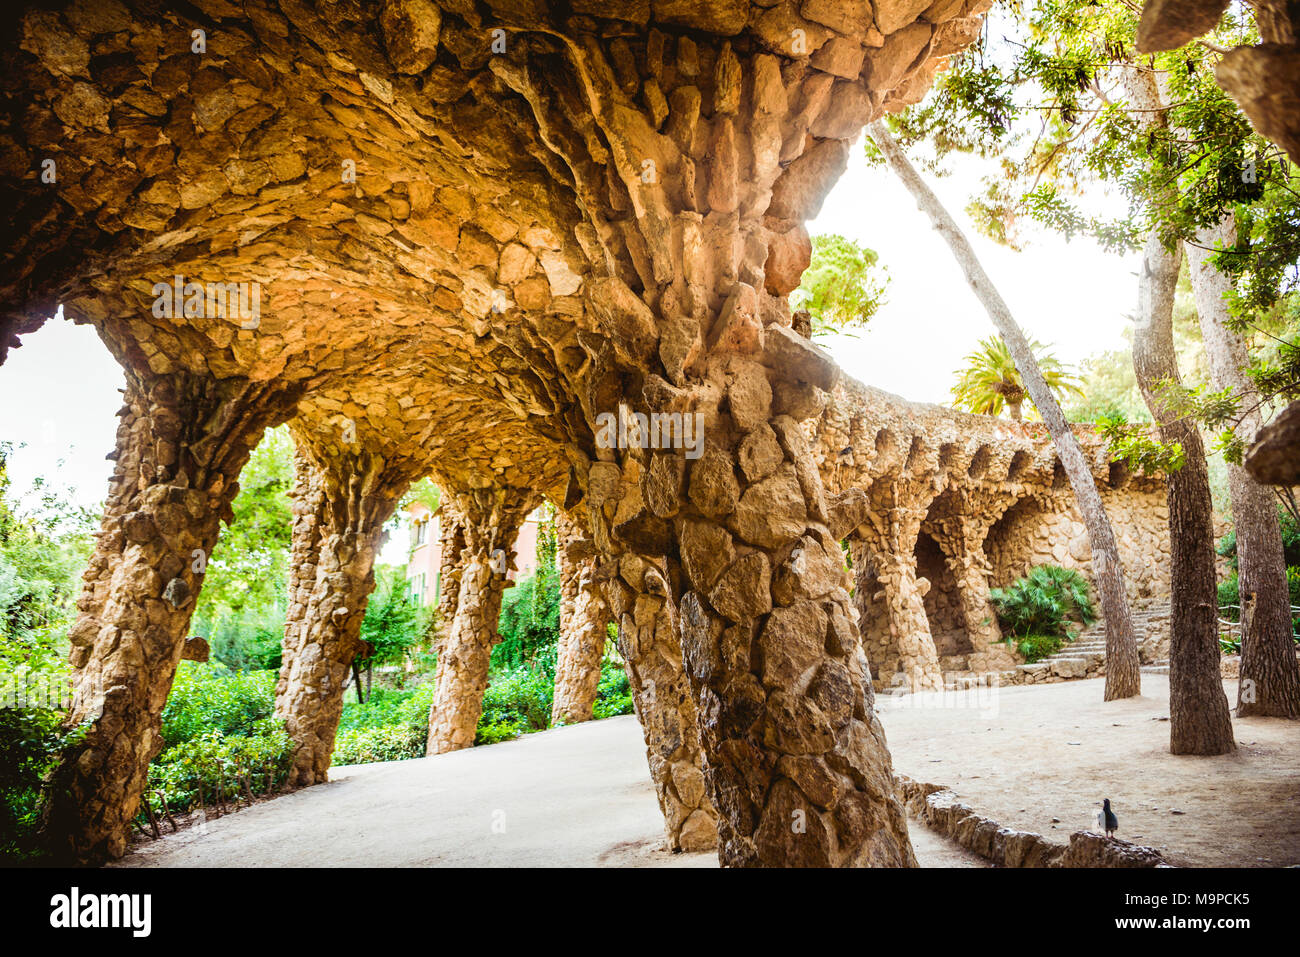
top-left (404, 500), bottom-right (544, 608)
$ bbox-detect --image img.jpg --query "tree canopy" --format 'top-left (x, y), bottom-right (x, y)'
top-left (791, 233), bottom-right (889, 337)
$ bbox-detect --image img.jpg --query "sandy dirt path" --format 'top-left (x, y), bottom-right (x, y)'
top-left (116, 714), bottom-right (979, 868)
top-left (878, 674), bottom-right (1300, 867)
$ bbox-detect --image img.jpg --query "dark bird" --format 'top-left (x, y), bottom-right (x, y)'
top-left (1103, 798), bottom-right (1118, 838)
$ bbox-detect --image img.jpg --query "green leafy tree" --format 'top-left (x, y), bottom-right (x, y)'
top-left (951, 334), bottom-right (1084, 421)
top-left (192, 427), bottom-right (294, 669)
top-left (0, 443), bottom-right (96, 669)
top-left (791, 233), bottom-right (889, 337)
top-left (492, 563), bottom-right (560, 673)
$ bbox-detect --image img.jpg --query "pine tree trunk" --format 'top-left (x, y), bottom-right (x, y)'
top-left (868, 122), bottom-right (1142, 699)
top-left (1186, 214), bottom-right (1300, 718)
top-left (1132, 232), bottom-right (1237, 754)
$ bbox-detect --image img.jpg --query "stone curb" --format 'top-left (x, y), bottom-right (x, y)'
top-left (895, 774), bottom-right (1172, 868)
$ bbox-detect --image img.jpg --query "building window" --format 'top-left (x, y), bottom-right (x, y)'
top-left (413, 518), bottom-right (428, 546)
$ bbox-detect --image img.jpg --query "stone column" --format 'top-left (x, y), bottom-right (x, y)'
top-left (491, 19), bottom-right (958, 865)
top-left (598, 555), bottom-right (718, 852)
top-left (855, 494), bottom-right (945, 692)
top-left (551, 515), bottom-right (611, 726)
top-left (425, 487), bottom-right (534, 755)
top-left (870, 548), bottom-right (943, 692)
top-left (275, 437), bottom-right (415, 786)
top-left (586, 406), bottom-right (916, 867)
top-left (939, 540), bottom-right (1017, 672)
top-left (41, 372), bottom-right (300, 863)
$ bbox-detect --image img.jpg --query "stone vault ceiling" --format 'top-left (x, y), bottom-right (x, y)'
top-left (1, 0), bottom-right (988, 494)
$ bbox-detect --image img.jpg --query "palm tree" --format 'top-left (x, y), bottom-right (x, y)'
top-left (950, 335), bottom-right (1084, 421)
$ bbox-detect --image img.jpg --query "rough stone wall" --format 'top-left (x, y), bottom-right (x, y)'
top-left (984, 487), bottom-right (1171, 599)
top-left (41, 370), bottom-right (302, 863)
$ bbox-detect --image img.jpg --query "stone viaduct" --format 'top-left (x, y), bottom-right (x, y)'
top-left (0, 0), bottom-right (1170, 866)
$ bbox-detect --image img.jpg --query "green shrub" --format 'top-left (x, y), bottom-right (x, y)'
top-left (1217, 507), bottom-right (1300, 571)
top-left (493, 565), bottom-right (560, 672)
top-left (0, 704), bottom-right (89, 862)
top-left (476, 666), bottom-right (553, 743)
top-left (159, 662), bottom-right (278, 749)
top-left (592, 652), bottom-right (634, 719)
top-left (991, 565), bottom-right (1097, 648)
top-left (333, 684), bottom-right (434, 766)
top-left (333, 723), bottom-right (426, 764)
top-left (1219, 567), bottom-right (1300, 641)
top-left (1015, 634), bottom-right (1066, 663)
top-left (145, 719), bottom-right (293, 816)
top-left (1218, 572), bottom-right (1240, 620)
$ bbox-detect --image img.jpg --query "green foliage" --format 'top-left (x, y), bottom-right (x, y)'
top-left (1216, 504), bottom-right (1300, 570)
top-left (1014, 633), bottom-right (1067, 663)
top-left (950, 335), bottom-right (1084, 421)
top-left (493, 565), bottom-right (560, 672)
top-left (0, 442), bottom-right (96, 671)
top-left (1216, 572), bottom-right (1239, 620)
top-left (334, 684), bottom-right (434, 764)
top-left (400, 477), bottom-right (441, 513)
top-left (1096, 413), bottom-right (1187, 475)
top-left (477, 666), bottom-right (554, 743)
top-left (159, 662), bottom-right (278, 750)
top-left (791, 234), bottom-right (889, 337)
top-left (1217, 568), bottom-right (1300, 635)
top-left (331, 645), bottom-right (635, 761)
top-left (0, 706), bottom-right (89, 862)
top-left (145, 721), bottom-right (293, 816)
top-left (991, 565), bottom-right (1097, 662)
top-left (192, 428), bottom-right (293, 629)
top-left (591, 651), bottom-right (635, 719)
top-left (360, 565), bottom-right (432, 669)
top-left (333, 723), bottom-right (427, 764)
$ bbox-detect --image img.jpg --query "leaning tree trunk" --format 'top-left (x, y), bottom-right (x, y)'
top-left (868, 121), bottom-right (1142, 700)
top-left (1133, 231), bottom-right (1237, 754)
top-left (1186, 214), bottom-right (1300, 718)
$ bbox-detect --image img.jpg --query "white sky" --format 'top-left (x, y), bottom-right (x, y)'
top-left (810, 133), bottom-right (1142, 403)
top-left (0, 136), bottom-right (1144, 530)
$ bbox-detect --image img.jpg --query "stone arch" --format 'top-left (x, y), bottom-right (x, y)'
top-left (968, 444), bottom-right (992, 479)
top-left (1007, 449), bottom-right (1032, 483)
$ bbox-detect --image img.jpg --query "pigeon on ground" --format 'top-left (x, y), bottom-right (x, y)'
top-left (1103, 798), bottom-right (1118, 838)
